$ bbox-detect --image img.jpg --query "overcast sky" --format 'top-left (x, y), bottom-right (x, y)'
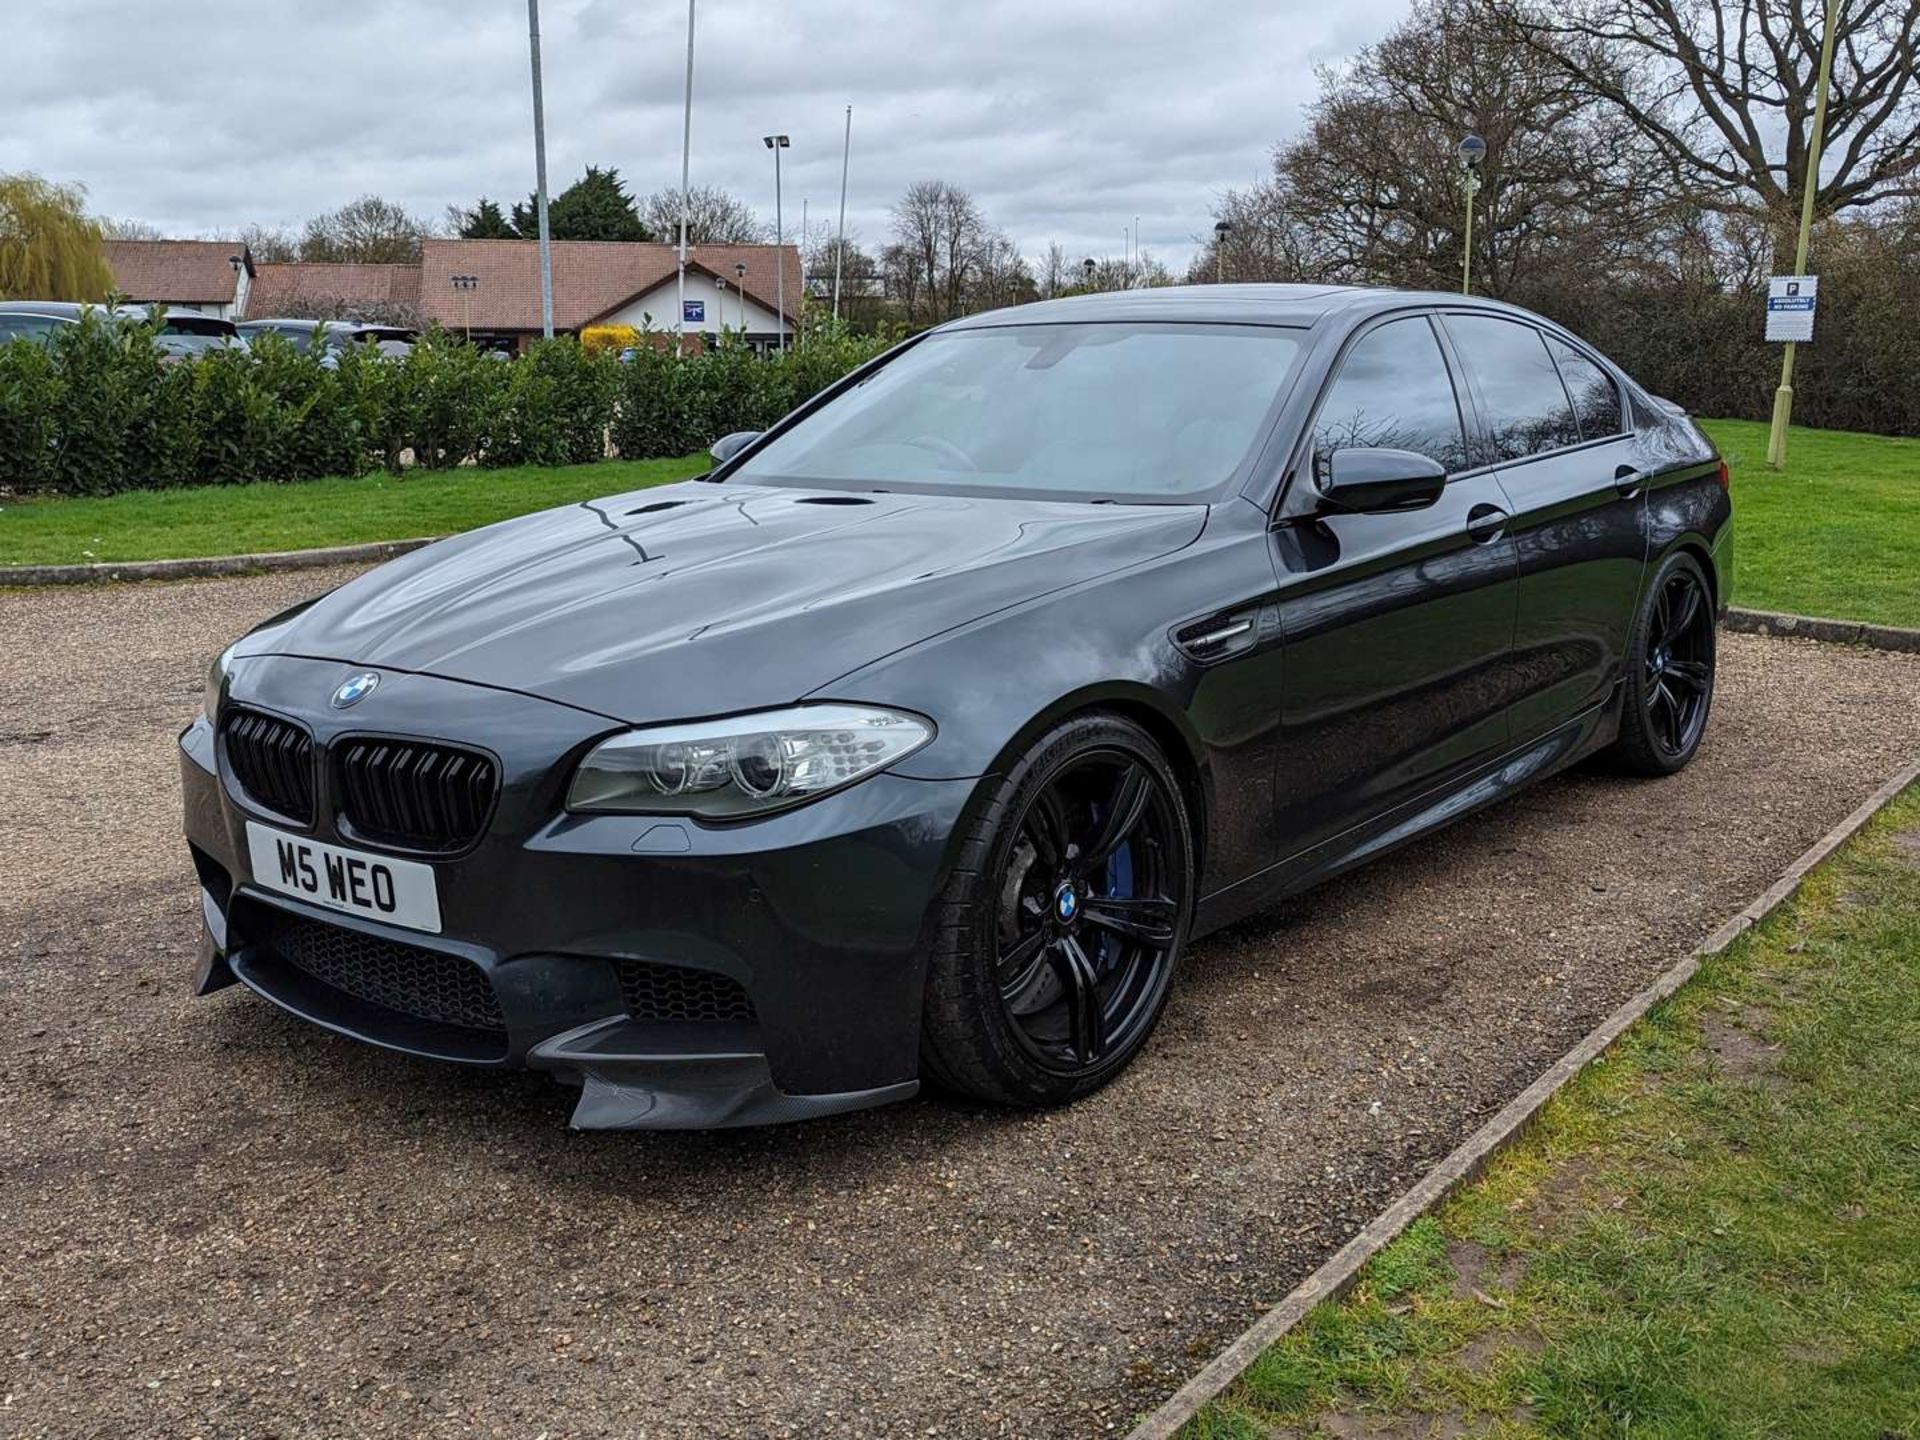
top-left (6, 0), bottom-right (1407, 268)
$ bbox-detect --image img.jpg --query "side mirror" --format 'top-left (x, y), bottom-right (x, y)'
top-left (710, 430), bottom-right (761, 464)
top-left (1316, 447), bottom-right (1446, 514)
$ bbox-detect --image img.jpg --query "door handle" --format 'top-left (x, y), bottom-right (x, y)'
top-left (1614, 464), bottom-right (1648, 496)
top-left (1465, 503), bottom-right (1509, 544)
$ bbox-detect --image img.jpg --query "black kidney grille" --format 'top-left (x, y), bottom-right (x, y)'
top-left (617, 961), bottom-right (757, 1025)
top-left (335, 739), bottom-right (498, 852)
top-left (276, 918), bottom-right (505, 1034)
top-left (222, 707), bottom-right (315, 824)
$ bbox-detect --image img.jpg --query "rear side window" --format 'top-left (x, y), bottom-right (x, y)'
top-left (1310, 316), bottom-right (1470, 475)
top-left (0, 315), bottom-right (62, 346)
top-left (1447, 315), bottom-right (1581, 463)
top-left (1545, 336), bottom-right (1623, 439)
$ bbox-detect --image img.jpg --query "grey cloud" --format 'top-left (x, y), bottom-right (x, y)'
top-left (4, 0), bottom-right (1408, 265)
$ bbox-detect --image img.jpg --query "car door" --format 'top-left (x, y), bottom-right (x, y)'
top-left (1439, 313), bottom-right (1648, 744)
top-left (1268, 312), bottom-right (1520, 858)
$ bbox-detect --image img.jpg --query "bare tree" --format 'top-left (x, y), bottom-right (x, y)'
top-left (299, 195), bottom-right (437, 264)
top-left (1483, 0), bottom-right (1920, 222)
top-left (1081, 252), bottom-right (1176, 292)
top-left (879, 241), bottom-right (921, 321)
top-left (236, 223), bottom-right (298, 264)
top-left (637, 185), bottom-right (768, 245)
top-left (970, 232), bottom-right (1037, 310)
top-left (1187, 184), bottom-right (1324, 284)
top-left (262, 293), bottom-right (426, 328)
top-left (97, 216), bottom-right (163, 240)
top-left (1198, 0), bottom-right (1667, 299)
top-left (889, 180), bottom-right (988, 324)
top-left (1036, 242), bottom-right (1072, 299)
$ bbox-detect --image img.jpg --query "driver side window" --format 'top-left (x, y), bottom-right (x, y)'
top-left (1311, 317), bottom-right (1471, 477)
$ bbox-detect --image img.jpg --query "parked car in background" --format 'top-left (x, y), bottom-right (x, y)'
top-left (182, 284), bottom-right (1732, 1131)
top-left (0, 301), bottom-right (244, 357)
top-left (147, 311), bottom-right (245, 360)
top-left (0, 303), bottom-right (75, 347)
top-left (237, 318), bottom-right (415, 361)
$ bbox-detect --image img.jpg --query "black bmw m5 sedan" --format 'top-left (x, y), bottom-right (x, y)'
top-left (181, 284), bottom-right (1731, 1128)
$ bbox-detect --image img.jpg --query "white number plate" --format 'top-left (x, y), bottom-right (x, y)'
top-left (245, 821), bottom-right (443, 933)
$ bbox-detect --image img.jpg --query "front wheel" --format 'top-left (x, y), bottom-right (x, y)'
top-left (920, 714), bottom-right (1194, 1108)
top-left (1608, 550), bottom-right (1717, 776)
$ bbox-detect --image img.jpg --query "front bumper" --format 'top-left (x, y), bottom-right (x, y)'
top-left (181, 656), bottom-right (977, 1128)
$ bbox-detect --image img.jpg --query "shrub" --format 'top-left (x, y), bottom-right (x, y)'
top-left (0, 337), bottom-right (60, 494)
top-left (606, 321), bottom-right (895, 462)
top-left (2, 318), bottom-right (898, 497)
top-left (580, 324), bottom-right (640, 356)
top-left (41, 310), bottom-right (151, 496)
top-left (492, 338), bottom-right (616, 467)
top-left (608, 336), bottom-right (690, 459)
top-left (378, 330), bottom-right (507, 470)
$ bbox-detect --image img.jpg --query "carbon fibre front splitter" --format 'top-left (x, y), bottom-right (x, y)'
top-left (529, 1017), bottom-right (920, 1130)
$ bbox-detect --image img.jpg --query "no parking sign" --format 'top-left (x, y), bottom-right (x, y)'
top-left (1765, 276), bottom-right (1818, 343)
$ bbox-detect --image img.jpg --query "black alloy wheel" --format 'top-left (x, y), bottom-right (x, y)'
top-left (1611, 550), bottom-right (1716, 775)
top-left (920, 714), bottom-right (1194, 1107)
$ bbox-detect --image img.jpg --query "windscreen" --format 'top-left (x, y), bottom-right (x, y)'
top-left (730, 322), bottom-right (1303, 500)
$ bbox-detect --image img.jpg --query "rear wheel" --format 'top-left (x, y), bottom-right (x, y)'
top-left (920, 714), bottom-right (1194, 1107)
top-left (1609, 550), bottom-right (1716, 775)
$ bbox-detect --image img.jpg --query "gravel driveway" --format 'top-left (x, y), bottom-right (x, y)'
top-left (3, 569), bottom-right (1917, 1439)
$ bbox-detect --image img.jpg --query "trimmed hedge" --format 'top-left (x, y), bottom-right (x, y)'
top-left (0, 314), bottom-right (894, 497)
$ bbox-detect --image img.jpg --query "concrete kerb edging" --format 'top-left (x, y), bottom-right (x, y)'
top-left (0, 537), bottom-right (440, 587)
top-left (1127, 752), bottom-right (1920, 1440)
top-left (1721, 606), bottom-right (1920, 653)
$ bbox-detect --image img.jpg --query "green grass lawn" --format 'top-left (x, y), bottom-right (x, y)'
top-left (1, 424), bottom-right (1915, 628)
top-left (1699, 417), bottom-right (1920, 628)
top-left (1181, 785), bottom-right (1920, 1440)
top-left (0, 454), bottom-right (707, 567)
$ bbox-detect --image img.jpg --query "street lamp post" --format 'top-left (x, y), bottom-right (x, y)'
top-left (734, 261), bottom-right (747, 339)
top-left (675, 0), bottom-right (697, 356)
top-left (833, 105), bottom-right (852, 324)
top-left (1082, 257), bottom-right (1097, 292)
top-left (526, 0), bottom-right (554, 338)
top-left (1766, 0), bottom-right (1842, 471)
top-left (1213, 220), bottom-right (1232, 284)
top-left (1458, 133), bottom-right (1486, 296)
top-left (763, 134), bottom-right (790, 352)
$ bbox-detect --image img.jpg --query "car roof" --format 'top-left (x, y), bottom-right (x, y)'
top-left (0, 300), bottom-right (89, 318)
top-left (939, 283), bottom-right (1561, 333)
top-left (0, 300), bottom-right (235, 326)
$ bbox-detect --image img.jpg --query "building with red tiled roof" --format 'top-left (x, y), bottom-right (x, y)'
top-left (249, 262), bottom-right (423, 318)
top-left (103, 239), bottom-right (253, 318)
top-left (227, 240), bottom-right (803, 350)
top-left (417, 239), bottom-right (802, 350)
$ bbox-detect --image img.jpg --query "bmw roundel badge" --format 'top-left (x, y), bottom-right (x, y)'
top-left (332, 671), bottom-right (380, 709)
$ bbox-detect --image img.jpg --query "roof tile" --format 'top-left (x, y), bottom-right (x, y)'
top-left (103, 240), bottom-right (249, 304)
top-left (417, 239), bottom-right (801, 331)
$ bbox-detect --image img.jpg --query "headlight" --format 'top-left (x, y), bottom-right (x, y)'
top-left (567, 704), bottom-right (934, 819)
top-left (204, 643), bottom-right (239, 721)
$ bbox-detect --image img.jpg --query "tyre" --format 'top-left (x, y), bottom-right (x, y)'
top-left (920, 713), bottom-right (1195, 1107)
top-left (1608, 550), bottom-right (1717, 776)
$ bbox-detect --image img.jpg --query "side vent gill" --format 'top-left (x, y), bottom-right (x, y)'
top-left (1174, 609), bottom-right (1263, 663)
